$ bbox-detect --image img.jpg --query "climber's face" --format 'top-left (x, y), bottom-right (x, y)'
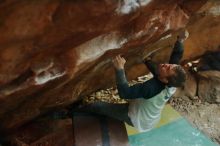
top-left (158, 64), bottom-right (178, 83)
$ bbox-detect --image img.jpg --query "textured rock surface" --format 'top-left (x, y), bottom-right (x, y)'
top-left (198, 71), bottom-right (220, 103)
top-left (5, 113), bottom-right (129, 146)
top-left (174, 50), bottom-right (220, 103)
top-left (8, 119), bottom-right (74, 146)
top-left (0, 0), bottom-right (220, 134)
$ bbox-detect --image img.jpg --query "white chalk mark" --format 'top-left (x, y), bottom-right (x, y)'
top-left (116, 0), bottom-right (151, 14)
top-left (76, 32), bottom-right (128, 65)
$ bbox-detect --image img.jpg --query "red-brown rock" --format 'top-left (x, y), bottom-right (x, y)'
top-left (1, 0), bottom-right (220, 134)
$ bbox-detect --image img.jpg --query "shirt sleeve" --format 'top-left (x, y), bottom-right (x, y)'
top-left (143, 59), bottom-right (158, 77)
top-left (169, 40), bottom-right (184, 64)
top-left (115, 69), bottom-right (165, 99)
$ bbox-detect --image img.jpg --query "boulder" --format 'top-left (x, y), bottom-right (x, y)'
top-left (0, 0), bottom-right (220, 133)
top-left (198, 71), bottom-right (220, 103)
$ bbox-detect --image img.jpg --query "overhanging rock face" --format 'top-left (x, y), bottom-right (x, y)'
top-left (0, 0), bottom-right (219, 132)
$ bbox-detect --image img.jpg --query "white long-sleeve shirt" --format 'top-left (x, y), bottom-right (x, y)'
top-left (128, 86), bottom-right (176, 132)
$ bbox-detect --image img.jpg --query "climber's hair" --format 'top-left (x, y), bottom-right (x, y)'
top-left (167, 65), bottom-right (186, 87)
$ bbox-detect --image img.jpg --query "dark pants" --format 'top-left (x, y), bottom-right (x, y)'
top-left (74, 101), bottom-right (133, 126)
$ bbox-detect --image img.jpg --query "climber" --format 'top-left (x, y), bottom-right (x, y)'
top-left (70, 29), bottom-right (189, 132)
